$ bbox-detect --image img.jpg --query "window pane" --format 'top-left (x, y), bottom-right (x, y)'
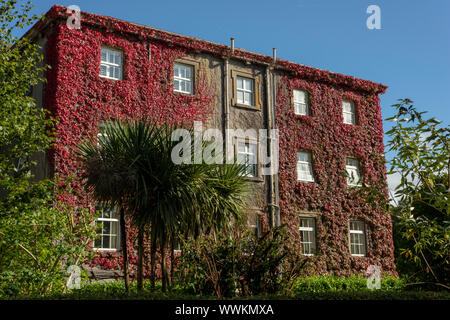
top-left (294, 90), bottom-right (306, 103)
top-left (243, 78), bottom-right (251, 90)
top-left (350, 220), bottom-right (366, 256)
top-left (103, 236), bottom-right (110, 249)
top-left (237, 77), bottom-right (243, 89)
top-left (298, 152), bottom-right (310, 162)
top-left (100, 65), bottom-right (107, 76)
top-left (244, 92), bottom-right (251, 105)
top-left (299, 217), bottom-right (316, 255)
top-left (185, 66), bottom-right (191, 78)
top-left (343, 100), bottom-right (354, 112)
top-left (237, 91), bottom-right (244, 104)
top-left (101, 50), bottom-right (107, 62)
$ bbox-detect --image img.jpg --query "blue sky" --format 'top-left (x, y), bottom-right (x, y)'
top-left (17, 0), bottom-right (450, 194)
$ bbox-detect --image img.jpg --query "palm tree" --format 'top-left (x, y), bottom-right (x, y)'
top-left (78, 118), bottom-right (249, 292)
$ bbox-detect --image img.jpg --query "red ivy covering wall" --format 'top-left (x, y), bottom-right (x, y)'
top-left (38, 5), bottom-right (395, 276)
top-left (276, 77), bottom-right (395, 275)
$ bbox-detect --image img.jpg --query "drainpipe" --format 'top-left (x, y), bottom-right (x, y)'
top-left (223, 39), bottom-right (232, 162)
top-left (272, 48), bottom-right (280, 227)
top-left (265, 65), bottom-right (274, 227)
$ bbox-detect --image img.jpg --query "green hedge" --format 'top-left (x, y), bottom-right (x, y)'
top-left (292, 275), bottom-right (405, 293)
top-left (9, 277), bottom-right (450, 300)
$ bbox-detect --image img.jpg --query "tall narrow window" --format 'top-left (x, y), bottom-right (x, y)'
top-left (342, 99), bottom-right (356, 125)
top-left (100, 47), bottom-right (122, 80)
top-left (350, 220), bottom-right (366, 257)
top-left (174, 63), bottom-right (193, 94)
top-left (94, 206), bottom-right (120, 251)
top-left (236, 76), bottom-right (254, 106)
top-left (297, 151), bottom-right (314, 182)
top-left (346, 157), bottom-right (361, 186)
top-left (237, 139), bottom-right (258, 177)
top-left (293, 89), bottom-right (309, 116)
top-left (299, 217), bottom-right (316, 256)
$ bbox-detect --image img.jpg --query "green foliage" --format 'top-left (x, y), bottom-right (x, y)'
top-left (0, 178), bottom-right (97, 297)
top-left (292, 275), bottom-right (404, 293)
top-left (0, 1), bottom-right (97, 298)
top-left (19, 278), bottom-right (450, 300)
top-left (175, 226), bottom-right (306, 298)
top-left (77, 119), bottom-right (250, 291)
top-left (0, 0), bottom-right (52, 190)
top-left (386, 99), bottom-right (449, 288)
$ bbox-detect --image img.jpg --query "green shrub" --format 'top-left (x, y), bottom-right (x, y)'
top-left (21, 279), bottom-right (450, 300)
top-left (175, 226), bottom-right (306, 297)
top-left (292, 275), bottom-right (405, 294)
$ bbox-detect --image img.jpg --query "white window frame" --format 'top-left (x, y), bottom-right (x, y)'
top-left (346, 157), bottom-right (361, 186)
top-left (236, 138), bottom-right (258, 178)
top-left (93, 207), bottom-right (120, 252)
top-left (299, 217), bottom-right (316, 256)
top-left (297, 151), bottom-right (314, 182)
top-left (236, 76), bottom-right (255, 106)
top-left (342, 99), bottom-right (357, 125)
top-left (293, 89), bottom-right (310, 116)
top-left (174, 63), bottom-right (194, 94)
top-left (349, 220), bottom-right (366, 257)
top-left (100, 47), bottom-right (123, 80)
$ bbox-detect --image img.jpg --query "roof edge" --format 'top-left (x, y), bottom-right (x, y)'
top-left (25, 5), bottom-right (388, 95)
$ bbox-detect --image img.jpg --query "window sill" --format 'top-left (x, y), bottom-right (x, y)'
top-left (244, 176), bottom-right (264, 183)
top-left (297, 179), bottom-right (315, 184)
top-left (233, 103), bottom-right (261, 111)
top-left (99, 75), bottom-right (122, 81)
top-left (350, 254), bottom-right (366, 258)
top-left (93, 248), bottom-right (119, 253)
top-left (174, 90), bottom-right (195, 97)
top-left (294, 113), bottom-right (311, 118)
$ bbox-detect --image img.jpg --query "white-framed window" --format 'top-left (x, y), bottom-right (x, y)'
top-left (349, 220), bottom-right (366, 257)
top-left (100, 47), bottom-right (123, 80)
top-left (236, 76), bottom-right (254, 106)
top-left (237, 139), bottom-right (258, 177)
top-left (346, 157), bottom-right (361, 186)
top-left (299, 217), bottom-right (316, 256)
top-left (94, 206), bottom-right (120, 251)
top-left (342, 99), bottom-right (357, 125)
top-left (293, 89), bottom-right (309, 116)
top-left (297, 151), bottom-right (314, 182)
top-left (174, 63), bottom-right (193, 94)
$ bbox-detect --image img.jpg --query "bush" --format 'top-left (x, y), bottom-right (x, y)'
top-left (175, 226), bottom-right (306, 297)
top-left (292, 275), bottom-right (405, 294)
top-left (20, 279), bottom-right (450, 300)
top-left (0, 179), bottom-right (97, 298)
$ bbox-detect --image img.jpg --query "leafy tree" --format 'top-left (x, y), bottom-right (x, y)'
top-left (386, 99), bottom-right (449, 289)
top-left (0, 1), bottom-right (97, 297)
top-left (78, 119), bottom-right (249, 292)
top-left (0, 0), bottom-right (51, 189)
top-left (0, 179), bottom-right (97, 297)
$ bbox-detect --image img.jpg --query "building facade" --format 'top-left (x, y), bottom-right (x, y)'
top-left (26, 5), bottom-right (396, 277)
